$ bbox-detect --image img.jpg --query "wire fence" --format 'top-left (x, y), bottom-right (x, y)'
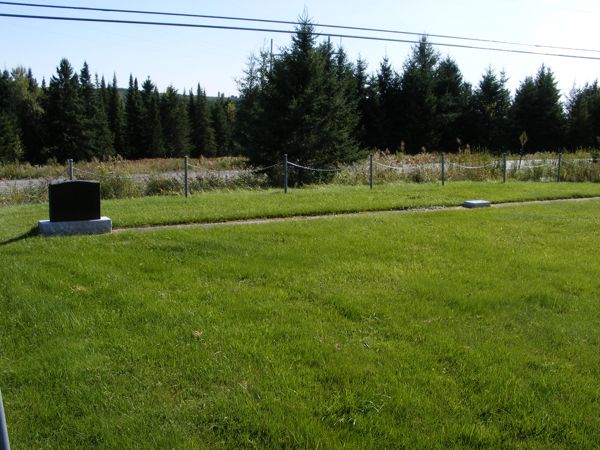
top-left (1, 152), bottom-right (599, 205)
top-left (34, 154), bottom-right (600, 188)
top-left (287, 161), bottom-right (343, 173)
top-left (187, 161), bottom-right (281, 173)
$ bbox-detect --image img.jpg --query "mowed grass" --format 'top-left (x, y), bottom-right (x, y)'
top-left (2, 181), bottom-right (600, 241)
top-left (1, 195), bottom-right (600, 448)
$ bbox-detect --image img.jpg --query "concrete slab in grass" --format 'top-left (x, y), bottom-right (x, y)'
top-left (38, 216), bottom-right (112, 236)
top-left (463, 200), bottom-right (491, 208)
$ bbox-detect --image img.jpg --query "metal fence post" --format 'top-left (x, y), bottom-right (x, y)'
top-left (68, 159), bottom-right (73, 180)
top-left (284, 154), bottom-right (288, 193)
top-left (503, 153), bottom-right (507, 183)
top-left (557, 153), bottom-right (562, 182)
top-left (0, 389), bottom-right (10, 450)
top-left (441, 153), bottom-right (446, 186)
top-left (369, 154), bottom-right (373, 190)
top-left (184, 156), bottom-right (189, 198)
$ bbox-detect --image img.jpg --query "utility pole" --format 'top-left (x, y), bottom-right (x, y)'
top-left (270, 38), bottom-right (274, 73)
top-left (0, 389), bottom-right (9, 450)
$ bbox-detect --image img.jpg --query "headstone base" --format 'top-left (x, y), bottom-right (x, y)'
top-left (463, 200), bottom-right (491, 208)
top-left (38, 216), bottom-right (112, 236)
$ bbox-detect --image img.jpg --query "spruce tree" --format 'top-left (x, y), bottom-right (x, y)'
top-left (353, 58), bottom-right (380, 150)
top-left (79, 62), bottom-right (113, 159)
top-left (353, 58), bottom-right (368, 146)
top-left (0, 70), bottom-right (10, 112)
top-left (511, 66), bottom-right (565, 151)
top-left (468, 68), bottom-right (511, 152)
top-left (434, 57), bottom-right (470, 152)
top-left (124, 75), bottom-right (143, 158)
top-left (223, 98), bottom-right (237, 154)
top-left (236, 52), bottom-right (270, 160)
top-left (533, 66), bottom-right (565, 150)
top-left (140, 77), bottom-right (163, 157)
top-left (566, 82), bottom-right (600, 149)
top-left (400, 37), bottom-right (440, 152)
top-left (511, 76), bottom-right (536, 151)
top-left (160, 85), bottom-right (191, 157)
top-left (45, 58), bottom-right (86, 161)
top-left (107, 74), bottom-right (125, 155)
top-left (322, 44), bottom-right (360, 162)
top-left (0, 111), bottom-right (23, 162)
top-left (375, 57), bottom-right (402, 151)
top-left (211, 94), bottom-right (230, 156)
top-left (189, 84), bottom-right (215, 156)
top-left (20, 68), bottom-right (43, 161)
top-left (237, 19), bottom-right (360, 179)
top-left (98, 75), bottom-right (109, 112)
top-left (0, 70), bottom-right (21, 161)
top-left (77, 62), bottom-right (95, 159)
top-left (4, 67), bottom-right (44, 162)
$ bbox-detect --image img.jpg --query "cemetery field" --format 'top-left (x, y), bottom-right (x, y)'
top-left (1, 186), bottom-right (600, 448)
top-left (2, 181), bottom-right (600, 237)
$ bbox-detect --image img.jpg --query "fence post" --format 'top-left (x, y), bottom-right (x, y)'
top-left (503, 153), bottom-right (507, 183)
top-left (369, 154), bottom-right (373, 190)
top-left (0, 389), bottom-right (10, 450)
top-left (184, 156), bottom-right (189, 198)
top-left (441, 153), bottom-right (446, 186)
top-left (284, 153), bottom-right (288, 194)
top-left (68, 159), bottom-right (73, 180)
top-left (556, 153), bottom-right (562, 182)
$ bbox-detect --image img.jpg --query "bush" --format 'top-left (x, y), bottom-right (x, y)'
top-left (99, 176), bottom-right (144, 199)
top-left (189, 171), bottom-right (268, 193)
top-left (560, 158), bottom-right (600, 183)
top-left (145, 176), bottom-right (183, 196)
top-left (0, 183), bottom-right (48, 206)
top-left (0, 161), bottom-right (65, 180)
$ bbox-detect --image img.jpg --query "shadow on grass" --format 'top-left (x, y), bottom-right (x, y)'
top-left (0, 226), bottom-right (40, 247)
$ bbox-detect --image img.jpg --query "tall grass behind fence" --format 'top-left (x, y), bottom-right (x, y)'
top-left (0, 183), bottom-right (48, 207)
top-left (335, 152), bottom-right (442, 185)
top-left (560, 158), bottom-right (600, 182)
top-left (0, 156), bottom-right (247, 180)
top-left (446, 153), bottom-right (501, 182)
top-left (73, 165), bottom-right (270, 199)
top-left (335, 151), bottom-right (600, 185)
top-left (1, 151), bottom-right (600, 206)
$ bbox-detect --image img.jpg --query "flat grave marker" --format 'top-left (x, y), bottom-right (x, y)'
top-left (463, 199), bottom-right (491, 208)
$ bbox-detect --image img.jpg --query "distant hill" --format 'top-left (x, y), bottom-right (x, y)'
top-left (115, 88), bottom-right (237, 103)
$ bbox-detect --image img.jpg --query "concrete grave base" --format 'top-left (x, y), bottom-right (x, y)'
top-left (463, 200), bottom-right (491, 208)
top-left (38, 216), bottom-right (112, 236)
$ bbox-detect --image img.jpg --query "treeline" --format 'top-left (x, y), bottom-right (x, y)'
top-left (239, 21), bottom-right (600, 171)
top-left (2, 20), bottom-right (600, 165)
top-left (0, 60), bottom-right (235, 163)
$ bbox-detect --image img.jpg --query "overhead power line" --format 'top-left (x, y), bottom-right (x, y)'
top-left (1, 12), bottom-right (600, 62)
top-left (1, 0), bottom-right (600, 54)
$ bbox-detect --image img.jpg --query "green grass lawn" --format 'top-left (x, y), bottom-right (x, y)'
top-left (1, 184), bottom-right (600, 448)
top-left (2, 181), bottom-right (600, 241)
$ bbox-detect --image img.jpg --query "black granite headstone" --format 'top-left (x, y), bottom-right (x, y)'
top-left (49, 181), bottom-right (101, 222)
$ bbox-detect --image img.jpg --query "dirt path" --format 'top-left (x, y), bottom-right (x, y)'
top-left (112, 196), bottom-right (600, 234)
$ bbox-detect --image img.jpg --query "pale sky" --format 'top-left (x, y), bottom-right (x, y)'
top-left (1, 0), bottom-right (599, 99)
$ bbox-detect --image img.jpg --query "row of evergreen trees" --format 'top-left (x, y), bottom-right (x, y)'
top-left (2, 20), bottom-right (600, 165)
top-left (0, 60), bottom-right (235, 163)
top-left (238, 22), bottom-right (600, 169)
